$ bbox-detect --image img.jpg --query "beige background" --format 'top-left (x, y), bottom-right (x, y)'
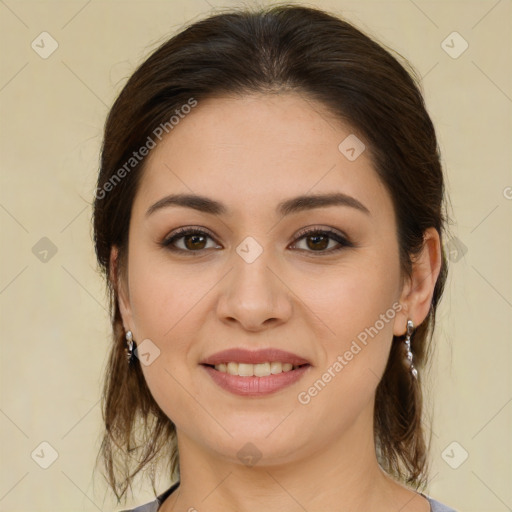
top-left (1, 0), bottom-right (511, 511)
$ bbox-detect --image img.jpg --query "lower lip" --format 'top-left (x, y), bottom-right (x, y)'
top-left (201, 364), bottom-right (311, 396)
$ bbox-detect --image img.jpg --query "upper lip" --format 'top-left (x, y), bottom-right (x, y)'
top-left (200, 348), bottom-right (311, 366)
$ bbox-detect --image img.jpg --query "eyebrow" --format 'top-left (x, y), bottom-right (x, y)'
top-left (145, 192), bottom-right (370, 218)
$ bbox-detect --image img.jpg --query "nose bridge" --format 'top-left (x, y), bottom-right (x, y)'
top-left (216, 235), bottom-right (292, 330)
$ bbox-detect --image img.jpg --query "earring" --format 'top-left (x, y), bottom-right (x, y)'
top-left (404, 320), bottom-right (418, 379)
top-left (125, 330), bottom-right (135, 365)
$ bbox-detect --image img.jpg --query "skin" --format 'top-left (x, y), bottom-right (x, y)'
top-left (112, 92), bottom-right (441, 512)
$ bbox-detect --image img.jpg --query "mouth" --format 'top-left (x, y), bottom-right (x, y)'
top-left (199, 347), bottom-right (311, 368)
top-left (199, 348), bottom-right (312, 396)
top-left (201, 363), bottom-right (311, 396)
top-left (201, 361), bottom-right (310, 377)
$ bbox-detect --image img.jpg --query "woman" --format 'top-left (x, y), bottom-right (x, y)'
top-left (93, 4), bottom-right (456, 511)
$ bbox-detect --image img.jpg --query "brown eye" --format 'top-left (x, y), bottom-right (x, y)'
top-left (291, 228), bottom-right (354, 254)
top-left (161, 226), bottom-right (353, 255)
top-left (182, 233), bottom-right (207, 250)
top-left (162, 228), bottom-right (220, 253)
top-left (304, 233), bottom-right (330, 251)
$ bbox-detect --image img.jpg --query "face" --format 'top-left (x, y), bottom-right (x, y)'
top-left (115, 92), bottom-right (411, 466)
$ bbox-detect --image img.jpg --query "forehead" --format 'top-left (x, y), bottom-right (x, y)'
top-left (133, 92), bottom-right (393, 220)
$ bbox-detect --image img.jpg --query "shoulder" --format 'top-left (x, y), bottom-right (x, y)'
top-left (427, 496), bottom-right (458, 512)
top-left (116, 481), bottom-right (180, 512)
top-left (116, 484), bottom-right (457, 512)
top-left (117, 500), bottom-right (159, 512)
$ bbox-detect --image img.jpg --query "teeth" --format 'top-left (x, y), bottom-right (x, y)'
top-left (214, 361), bottom-right (298, 376)
top-left (238, 363), bottom-right (254, 377)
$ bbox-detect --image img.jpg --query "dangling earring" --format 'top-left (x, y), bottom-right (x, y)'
top-left (404, 319), bottom-right (418, 379)
top-left (125, 330), bottom-right (135, 365)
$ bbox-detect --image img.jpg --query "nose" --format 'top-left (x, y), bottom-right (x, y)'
top-left (215, 246), bottom-right (293, 332)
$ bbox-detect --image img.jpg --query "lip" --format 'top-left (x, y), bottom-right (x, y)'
top-left (201, 364), bottom-right (311, 396)
top-left (199, 348), bottom-right (311, 366)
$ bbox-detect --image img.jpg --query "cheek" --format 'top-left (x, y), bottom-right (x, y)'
top-left (125, 248), bottom-right (216, 421)
top-left (127, 244), bottom-right (201, 338)
top-left (299, 251), bottom-right (401, 396)
top-left (299, 253), bottom-right (400, 342)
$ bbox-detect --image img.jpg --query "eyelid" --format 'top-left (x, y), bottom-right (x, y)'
top-left (290, 225), bottom-right (354, 253)
top-left (161, 226), bottom-right (220, 250)
top-left (161, 225), bottom-right (354, 254)
top-left (293, 225), bottom-right (351, 244)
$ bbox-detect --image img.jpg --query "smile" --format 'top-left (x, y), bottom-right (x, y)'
top-left (201, 363), bottom-right (311, 396)
top-left (210, 361), bottom-right (304, 376)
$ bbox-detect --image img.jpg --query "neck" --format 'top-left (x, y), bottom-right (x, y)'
top-left (159, 404), bottom-right (418, 512)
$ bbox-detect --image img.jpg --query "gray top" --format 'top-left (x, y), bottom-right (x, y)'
top-left (118, 482), bottom-right (457, 512)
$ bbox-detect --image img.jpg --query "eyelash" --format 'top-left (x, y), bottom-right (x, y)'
top-left (160, 226), bottom-right (354, 256)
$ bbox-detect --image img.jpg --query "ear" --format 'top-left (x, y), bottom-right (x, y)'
top-left (110, 245), bottom-right (134, 332)
top-left (393, 227), bottom-right (442, 336)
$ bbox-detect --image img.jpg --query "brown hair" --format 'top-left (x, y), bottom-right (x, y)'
top-left (93, 4), bottom-right (449, 502)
